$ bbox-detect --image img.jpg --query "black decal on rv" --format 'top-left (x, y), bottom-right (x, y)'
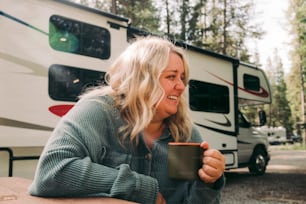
top-left (205, 115), bottom-right (232, 127)
top-left (0, 11), bottom-right (48, 35)
top-left (194, 123), bottom-right (236, 137)
top-left (237, 140), bottom-right (252, 145)
top-left (0, 117), bottom-right (53, 131)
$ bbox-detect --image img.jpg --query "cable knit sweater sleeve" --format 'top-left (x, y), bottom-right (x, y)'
top-left (28, 96), bottom-right (159, 204)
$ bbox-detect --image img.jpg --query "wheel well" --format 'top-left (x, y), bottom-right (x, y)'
top-left (252, 144), bottom-right (267, 156)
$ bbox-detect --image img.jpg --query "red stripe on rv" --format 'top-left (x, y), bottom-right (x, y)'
top-left (49, 105), bottom-right (74, 117)
top-left (237, 86), bottom-right (269, 97)
top-left (207, 71), bottom-right (269, 98)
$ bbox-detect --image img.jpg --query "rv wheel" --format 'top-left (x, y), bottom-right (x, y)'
top-left (248, 148), bottom-right (267, 175)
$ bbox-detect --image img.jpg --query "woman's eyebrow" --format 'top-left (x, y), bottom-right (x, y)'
top-left (162, 69), bottom-right (183, 73)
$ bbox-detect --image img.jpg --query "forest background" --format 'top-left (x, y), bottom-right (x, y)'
top-left (74, 0), bottom-right (306, 137)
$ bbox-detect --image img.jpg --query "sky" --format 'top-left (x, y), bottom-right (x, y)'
top-left (248, 0), bottom-right (291, 73)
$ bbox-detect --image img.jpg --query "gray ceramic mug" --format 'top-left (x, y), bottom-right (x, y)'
top-left (168, 142), bottom-right (203, 180)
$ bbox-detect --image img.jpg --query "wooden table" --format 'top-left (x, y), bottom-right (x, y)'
top-left (0, 177), bottom-right (137, 204)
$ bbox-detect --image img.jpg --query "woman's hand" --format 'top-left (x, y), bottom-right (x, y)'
top-left (198, 141), bottom-right (225, 184)
top-left (156, 192), bottom-right (166, 204)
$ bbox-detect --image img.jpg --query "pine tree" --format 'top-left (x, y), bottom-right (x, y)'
top-left (286, 0), bottom-right (306, 140)
top-left (268, 50), bottom-right (293, 133)
top-left (194, 0), bottom-right (263, 62)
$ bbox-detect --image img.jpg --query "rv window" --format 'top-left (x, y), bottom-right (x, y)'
top-left (49, 15), bottom-right (110, 59)
top-left (238, 111), bottom-right (251, 128)
top-left (49, 65), bottom-right (106, 102)
top-left (243, 74), bottom-right (260, 91)
top-left (189, 80), bottom-right (229, 113)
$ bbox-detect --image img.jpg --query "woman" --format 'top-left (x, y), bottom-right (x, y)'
top-left (29, 36), bottom-right (225, 204)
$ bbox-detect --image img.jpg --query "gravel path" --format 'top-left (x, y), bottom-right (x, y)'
top-left (220, 147), bottom-right (306, 204)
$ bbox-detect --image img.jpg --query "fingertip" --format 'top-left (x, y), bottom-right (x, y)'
top-left (200, 141), bottom-right (209, 150)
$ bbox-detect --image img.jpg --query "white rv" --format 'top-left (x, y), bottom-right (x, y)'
top-left (0, 0), bottom-right (271, 178)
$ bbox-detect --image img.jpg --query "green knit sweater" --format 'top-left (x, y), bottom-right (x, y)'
top-left (29, 95), bottom-right (224, 204)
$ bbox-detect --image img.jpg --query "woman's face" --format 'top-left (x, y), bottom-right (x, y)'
top-left (155, 52), bottom-right (186, 120)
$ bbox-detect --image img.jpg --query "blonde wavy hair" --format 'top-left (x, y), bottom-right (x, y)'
top-left (84, 36), bottom-right (193, 145)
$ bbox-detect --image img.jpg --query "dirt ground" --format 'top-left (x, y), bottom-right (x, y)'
top-left (221, 145), bottom-right (306, 204)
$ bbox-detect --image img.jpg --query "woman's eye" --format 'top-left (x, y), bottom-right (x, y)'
top-left (167, 75), bottom-right (176, 80)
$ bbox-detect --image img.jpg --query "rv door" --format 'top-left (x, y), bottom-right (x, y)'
top-left (186, 48), bottom-right (239, 168)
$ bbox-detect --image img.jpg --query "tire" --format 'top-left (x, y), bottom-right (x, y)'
top-left (248, 148), bottom-right (267, 175)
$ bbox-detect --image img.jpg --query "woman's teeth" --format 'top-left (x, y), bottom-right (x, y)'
top-left (168, 96), bottom-right (178, 100)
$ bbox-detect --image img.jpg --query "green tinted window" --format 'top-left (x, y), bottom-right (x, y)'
top-left (49, 15), bottom-right (110, 59)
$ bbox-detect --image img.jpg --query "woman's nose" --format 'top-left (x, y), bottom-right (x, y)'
top-left (175, 79), bottom-right (186, 90)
